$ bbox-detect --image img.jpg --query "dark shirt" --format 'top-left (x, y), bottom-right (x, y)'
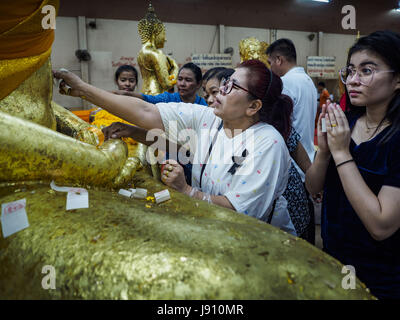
top-left (322, 113), bottom-right (400, 299)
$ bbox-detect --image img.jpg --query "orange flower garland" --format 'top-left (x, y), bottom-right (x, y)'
top-left (90, 109), bottom-right (137, 145)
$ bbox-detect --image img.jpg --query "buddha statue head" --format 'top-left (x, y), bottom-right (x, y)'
top-left (239, 37), bottom-right (269, 67)
top-left (138, 3), bottom-right (166, 48)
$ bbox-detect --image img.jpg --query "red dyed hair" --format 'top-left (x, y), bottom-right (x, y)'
top-left (238, 59), bottom-right (293, 141)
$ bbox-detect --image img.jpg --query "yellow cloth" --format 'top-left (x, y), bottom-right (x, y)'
top-left (0, 0), bottom-right (59, 100)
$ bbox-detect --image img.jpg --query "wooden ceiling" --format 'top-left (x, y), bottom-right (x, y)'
top-left (59, 0), bottom-right (400, 35)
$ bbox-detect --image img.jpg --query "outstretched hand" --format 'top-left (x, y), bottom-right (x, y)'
top-left (102, 122), bottom-right (136, 140)
top-left (53, 69), bottom-right (86, 97)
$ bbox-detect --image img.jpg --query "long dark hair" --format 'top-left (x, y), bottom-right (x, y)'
top-left (239, 59), bottom-right (293, 141)
top-left (346, 30), bottom-right (400, 145)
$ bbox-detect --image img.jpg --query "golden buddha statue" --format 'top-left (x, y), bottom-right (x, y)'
top-left (0, 1), bottom-right (375, 300)
top-left (0, 0), bottom-right (141, 188)
top-left (239, 37), bottom-right (270, 67)
top-left (137, 4), bottom-right (178, 95)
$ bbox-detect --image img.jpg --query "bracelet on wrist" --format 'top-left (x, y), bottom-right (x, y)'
top-left (336, 159), bottom-right (354, 168)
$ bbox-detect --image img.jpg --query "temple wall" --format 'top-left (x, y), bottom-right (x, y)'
top-left (51, 17), bottom-right (359, 109)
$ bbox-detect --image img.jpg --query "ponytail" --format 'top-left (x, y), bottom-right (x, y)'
top-left (259, 94), bottom-right (293, 141)
top-left (239, 59), bottom-right (293, 141)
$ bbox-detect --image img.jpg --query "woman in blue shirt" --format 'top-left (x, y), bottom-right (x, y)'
top-left (306, 30), bottom-right (400, 299)
top-left (123, 62), bottom-right (207, 106)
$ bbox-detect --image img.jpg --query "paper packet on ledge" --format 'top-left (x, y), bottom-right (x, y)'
top-left (118, 188), bottom-right (148, 199)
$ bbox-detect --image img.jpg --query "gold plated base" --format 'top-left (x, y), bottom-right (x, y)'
top-left (0, 171), bottom-right (375, 300)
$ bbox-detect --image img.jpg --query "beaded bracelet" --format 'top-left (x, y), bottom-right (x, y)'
top-left (336, 159), bottom-right (354, 168)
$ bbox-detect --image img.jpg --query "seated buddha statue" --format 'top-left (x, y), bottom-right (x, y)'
top-left (0, 0), bottom-right (141, 188)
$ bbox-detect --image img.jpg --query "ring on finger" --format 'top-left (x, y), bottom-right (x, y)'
top-left (331, 123), bottom-right (337, 127)
top-left (165, 171), bottom-right (169, 177)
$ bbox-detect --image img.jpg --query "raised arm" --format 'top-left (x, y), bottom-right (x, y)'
top-left (53, 70), bottom-right (164, 131)
top-left (112, 90), bottom-right (144, 100)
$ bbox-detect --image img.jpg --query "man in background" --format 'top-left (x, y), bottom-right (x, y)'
top-left (267, 38), bottom-right (317, 180)
top-left (267, 38), bottom-right (318, 244)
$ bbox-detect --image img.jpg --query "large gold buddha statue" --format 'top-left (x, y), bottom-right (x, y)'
top-left (137, 4), bottom-right (178, 95)
top-left (239, 37), bottom-right (270, 67)
top-left (0, 1), bottom-right (375, 300)
top-left (0, 0), bottom-right (140, 188)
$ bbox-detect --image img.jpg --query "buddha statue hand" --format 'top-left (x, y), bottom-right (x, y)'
top-left (112, 156), bottom-right (142, 187)
top-left (75, 125), bottom-right (105, 146)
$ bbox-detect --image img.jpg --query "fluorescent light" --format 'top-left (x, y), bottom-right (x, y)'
top-left (312, 0), bottom-right (330, 2)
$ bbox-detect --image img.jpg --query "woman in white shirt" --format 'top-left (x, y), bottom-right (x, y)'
top-left (54, 60), bottom-right (296, 235)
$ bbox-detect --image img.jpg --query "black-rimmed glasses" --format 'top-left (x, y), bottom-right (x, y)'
top-left (221, 78), bottom-right (260, 99)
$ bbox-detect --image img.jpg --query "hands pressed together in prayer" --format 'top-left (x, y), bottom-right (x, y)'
top-left (317, 100), bottom-right (352, 164)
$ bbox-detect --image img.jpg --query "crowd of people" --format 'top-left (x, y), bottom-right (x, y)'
top-left (55, 30), bottom-right (400, 300)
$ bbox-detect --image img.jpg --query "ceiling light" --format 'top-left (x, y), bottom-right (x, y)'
top-left (312, 0), bottom-right (330, 2)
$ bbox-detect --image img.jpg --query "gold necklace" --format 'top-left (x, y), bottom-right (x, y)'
top-left (364, 116), bottom-right (388, 133)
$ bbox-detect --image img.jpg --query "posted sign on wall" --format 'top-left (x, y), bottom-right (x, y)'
top-left (191, 54), bottom-right (232, 69)
top-left (307, 56), bottom-right (336, 79)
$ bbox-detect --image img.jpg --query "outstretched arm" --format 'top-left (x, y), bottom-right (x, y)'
top-left (112, 90), bottom-right (144, 100)
top-left (102, 122), bottom-right (188, 156)
top-left (53, 70), bottom-right (164, 131)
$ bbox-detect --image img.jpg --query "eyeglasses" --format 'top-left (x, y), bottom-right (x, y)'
top-left (221, 78), bottom-right (260, 99)
top-left (339, 66), bottom-right (395, 86)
